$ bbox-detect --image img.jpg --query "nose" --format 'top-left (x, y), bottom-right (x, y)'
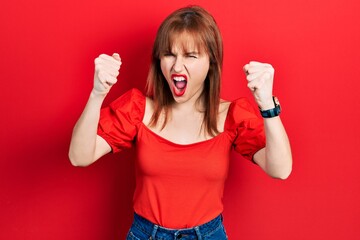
top-left (173, 56), bottom-right (184, 73)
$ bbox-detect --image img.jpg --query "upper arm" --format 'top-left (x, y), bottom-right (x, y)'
top-left (93, 135), bottom-right (112, 162)
top-left (253, 147), bottom-right (266, 171)
top-left (97, 88), bottom-right (145, 153)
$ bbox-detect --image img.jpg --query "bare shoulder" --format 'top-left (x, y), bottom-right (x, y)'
top-left (218, 99), bottom-right (231, 132)
top-left (143, 96), bottom-right (154, 126)
top-left (219, 99), bottom-right (231, 113)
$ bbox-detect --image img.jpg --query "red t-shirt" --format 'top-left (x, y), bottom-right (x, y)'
top-left (97, 88), bottom-right (265, 228)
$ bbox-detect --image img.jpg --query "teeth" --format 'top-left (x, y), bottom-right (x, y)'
top-left (173, 76), bottom-right (186, 81)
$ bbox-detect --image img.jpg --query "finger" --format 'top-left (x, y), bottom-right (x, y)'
top-left (249, 61), bottom-right (272, 68)
top-left (106, 76), bottom-right (117, 85)
top-left (99, 53), bottom-right (119, 62)
top-left (244, 62), bottom-right (273, 76)
top-left (246, 71), bottom-right (263, 81)
top-left (95, 63), bottom-right (119, 78)
top-left (101, 64), bottom-right (120, 77)
top-left (249, 61), bottom-right (263, 66)
top-left (95, 56), bottom-right (120, 68)
top-left (112, 53), bottom-right (121, 62)
top-left (99, 54), bottom-right (122, 68)
top-left (99, 54), bottom-right (122, 66)
top-left (108, 69), bottom-right (119, 78)
top-left (95, 58), bottom-right (121, 74)
top-left (247, 77), bottom-right (260, 90)
top-left (246, 65), bottom-right (268, 74)
top-left (248, 68), bottom-right (274, 81)
top-left (247, 81), bottom-right (257, 92)
top-left (243, 64), bottom-right (250, 74)
top-left (99, 71), bottom-right (117, 85)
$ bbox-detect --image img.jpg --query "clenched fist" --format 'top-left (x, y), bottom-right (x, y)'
top-left (92, 53), bottom-right (122, 96)
top-left (243, 61), bottom-right (275, 110)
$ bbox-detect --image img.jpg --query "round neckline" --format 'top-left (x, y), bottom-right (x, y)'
top-left (139, 122), bottom-right (228, 147)
top-left (138, 101), bottom-right (234, 147)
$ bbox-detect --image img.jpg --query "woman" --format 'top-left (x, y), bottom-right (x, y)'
top-left (69, 5), bottom-right (292, 240)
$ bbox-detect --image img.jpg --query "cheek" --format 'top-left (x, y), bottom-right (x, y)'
top-left (160, 60), bottom-right (173, 87)
top-left (193, 62), bottom-right (210, 81)
top-left (160, 59), bottom-right (171, 77)
top-left (202, 64), bottom-right (210, 78)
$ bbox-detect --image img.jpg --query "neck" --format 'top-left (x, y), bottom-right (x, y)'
top-left (172, 95), bottom-right (205, 115)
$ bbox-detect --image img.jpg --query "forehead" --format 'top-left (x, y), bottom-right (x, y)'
top-left (169, 31), bottom-right (205, 53)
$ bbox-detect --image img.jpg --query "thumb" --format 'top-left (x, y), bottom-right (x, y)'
top-left (112, 53), bottom-right (121, 62)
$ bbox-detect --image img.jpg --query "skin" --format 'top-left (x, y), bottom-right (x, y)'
top-left (160, 32), bottom-right (210, 105)
top-left (243, 62), bottom-right (292, 179)
top-left (69, 36), bottom-right (292, 179)
top-left (150, 33), bottom-right (219, 144)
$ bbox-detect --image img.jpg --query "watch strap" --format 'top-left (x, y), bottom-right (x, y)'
top-left (260, 96), bottom-right (281, 118)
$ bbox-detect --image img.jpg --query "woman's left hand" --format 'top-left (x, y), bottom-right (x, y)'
top-left (243, 61), bottom-right (275, 110)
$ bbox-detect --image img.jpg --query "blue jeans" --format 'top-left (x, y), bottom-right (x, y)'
top-left (126, 213), bottom-right (228, 240)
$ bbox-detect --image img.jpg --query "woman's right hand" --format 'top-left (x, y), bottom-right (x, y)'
top-left (93, 53), bottom-right (122, 96)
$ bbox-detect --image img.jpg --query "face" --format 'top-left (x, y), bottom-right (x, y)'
top-left (160, 32), bottom-right (210, 104)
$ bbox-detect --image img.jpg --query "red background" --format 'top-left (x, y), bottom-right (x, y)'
top-left (1, 0), bottom-right (359, 239)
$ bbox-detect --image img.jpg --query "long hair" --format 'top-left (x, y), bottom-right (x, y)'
top-left (146, 6), bottom-right (223, 136)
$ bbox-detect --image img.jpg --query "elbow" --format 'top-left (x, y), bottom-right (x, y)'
top-left (267, 158), bottom-right (293, 180)
top-left (271, 163), bottom-right (292, 180)
top-left (68, 151), bottom-right (91, 167)
top-left (68, 152), bottom-right (81, 167)
top-left (274, 168), bottom-right (292, 180)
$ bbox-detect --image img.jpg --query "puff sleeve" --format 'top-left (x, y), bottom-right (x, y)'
top-left (97, 88), bottom-right (145, 153)
top-left (226, 98), bottom-right (266, 161)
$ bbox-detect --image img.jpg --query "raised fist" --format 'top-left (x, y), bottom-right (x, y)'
top-left (93, 53), bottom-right (122, 96)
top-left (243, 61), bottom-right (275, 110)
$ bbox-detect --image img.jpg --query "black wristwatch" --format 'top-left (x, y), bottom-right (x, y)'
top-left (260, 96), bottom-right (281, 118)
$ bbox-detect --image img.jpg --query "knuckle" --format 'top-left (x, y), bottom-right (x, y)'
top-left (266, 65), bottom-right (274, 72)
top-left (95, 64), bottom-right (102, 71)
top-left (94, 58), bottom-right (101, 64)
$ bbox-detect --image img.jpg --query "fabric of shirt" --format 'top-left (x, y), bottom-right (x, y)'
top-left (97, 88), bottom-right (266, 229)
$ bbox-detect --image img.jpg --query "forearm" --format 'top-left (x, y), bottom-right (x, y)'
top-left (260, 116), bottom-right (292, 179)
top-left (243, 61), bottom-right (292, 179)
top-left (69, 53), bottom-right (121, 166)
top-left (68, 91), bottom-right (106, 166)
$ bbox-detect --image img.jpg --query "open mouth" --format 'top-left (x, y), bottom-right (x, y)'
top-left (172, 74), bottom-right (187, 97)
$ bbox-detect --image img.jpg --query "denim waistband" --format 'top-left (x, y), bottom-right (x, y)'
top-left (132, 212), bottom-right (223, 239)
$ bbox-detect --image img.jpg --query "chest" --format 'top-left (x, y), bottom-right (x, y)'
top-left (154, 113), bottom-right (208, 144)
top-left (135, 125), bottom-right (232, 180)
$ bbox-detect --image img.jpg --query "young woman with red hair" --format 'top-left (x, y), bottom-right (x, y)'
top-left (69, 5), bottom-right (292, 240)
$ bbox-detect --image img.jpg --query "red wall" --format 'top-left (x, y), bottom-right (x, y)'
top-left (1, 0), bottom-right (359, 239)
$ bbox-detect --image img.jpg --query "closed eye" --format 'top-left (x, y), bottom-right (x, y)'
top-left (185, 51), bottom-right (199, 58)
top-left (163, 52), bottom-right (175, 57)
top-left (186, 54), bottom-right (198, 59)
